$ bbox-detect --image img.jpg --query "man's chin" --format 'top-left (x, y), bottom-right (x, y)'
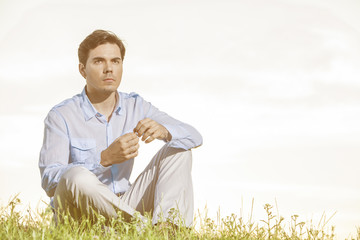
top-left (85, 84), bottom-right (119, 96)
top-left (101, 86), bottom-right (119, 93)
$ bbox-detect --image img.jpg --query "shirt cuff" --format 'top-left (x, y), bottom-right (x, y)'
top-left (86, 152), bottom-right (111, 175)
top-left (162, 123), bottom-right (185, 142)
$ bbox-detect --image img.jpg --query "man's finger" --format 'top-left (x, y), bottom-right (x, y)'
top-left (145, 136), bottom-right (155, 144)
top-left (119, 132), bottom-right (138, 142)
top-left (141, 126), bottom-right (157, 141)
top-left (135, 122), bottom-right (153, 137)
top-left (133, 118), bottom-right (151, 134)
top-left (126, 150), bottom-right (138, 160)
top-left (124, 143), bottom-right (139, 154)
top-left (127, 137), bottom-right (139, 146)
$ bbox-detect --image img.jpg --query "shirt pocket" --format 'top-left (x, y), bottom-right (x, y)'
top-left (70, 138), bottom-right (96, 163)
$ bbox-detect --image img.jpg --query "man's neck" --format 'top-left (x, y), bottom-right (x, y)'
top-left (86, 87), bottom-right (118, 121)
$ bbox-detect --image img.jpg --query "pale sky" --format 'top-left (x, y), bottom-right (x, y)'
top-left (0, 0), bottom-right (359, 238)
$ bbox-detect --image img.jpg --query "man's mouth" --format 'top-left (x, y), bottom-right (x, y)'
top-left (103, 78), bottom-right (115, 82)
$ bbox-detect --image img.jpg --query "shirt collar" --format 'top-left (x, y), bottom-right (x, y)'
top-left (114, 93), bottom-right (122, 116)
top-left (80, 87), bottom-right (122, 121)
top-left (80, 88), bottom-right (97, 121)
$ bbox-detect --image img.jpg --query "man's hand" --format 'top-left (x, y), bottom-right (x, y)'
top-left (133, 118), bottom-right (172, 144)
top-left (100, 133), bottom-right (139, 167)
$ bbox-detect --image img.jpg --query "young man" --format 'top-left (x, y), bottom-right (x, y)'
top-left (39, 30), bottom-right (202, 227)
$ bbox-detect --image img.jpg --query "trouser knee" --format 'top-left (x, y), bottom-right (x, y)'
top-left (161, 144), bottom-right (192, 162)
top-left (59, 166), bottom-right (96, 192)
top-left (55, 166), bottom-right (98, 208)
top-left (168, 147), bottom-right (192, 170)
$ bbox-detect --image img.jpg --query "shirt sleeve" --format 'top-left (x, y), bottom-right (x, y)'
top-left (38, 109), bottom-right (109, 197)
top-left (134, 93), bottom-right (203, 150)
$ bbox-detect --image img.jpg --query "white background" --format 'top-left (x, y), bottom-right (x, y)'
top-left (0, 0), bottom-right (359, 238)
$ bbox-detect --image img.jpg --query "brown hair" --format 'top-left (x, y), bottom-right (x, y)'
top-left (78, 30), bottom-right (126, 65)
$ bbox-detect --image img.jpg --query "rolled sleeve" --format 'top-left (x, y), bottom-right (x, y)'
top-left (163, 123), bottom-right (203, 150)
top-left (84, 151), bottom-right (111, 175)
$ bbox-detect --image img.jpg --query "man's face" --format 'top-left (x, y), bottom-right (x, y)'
top-left (79, 43), bottom-right (123, 95)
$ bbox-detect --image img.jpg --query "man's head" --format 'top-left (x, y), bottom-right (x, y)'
top-left (78, 30), bottom-right (125, 96)
top-left (78, 30), bottom-right (126, 66)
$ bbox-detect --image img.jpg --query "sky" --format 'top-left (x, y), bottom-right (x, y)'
top-left (0, 0), bottom-right (359, 238)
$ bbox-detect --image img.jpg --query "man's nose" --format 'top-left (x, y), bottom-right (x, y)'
top-left (103, 62), bottom-right (113, 73)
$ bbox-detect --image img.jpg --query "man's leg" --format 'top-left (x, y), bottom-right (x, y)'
top-left (120, 143), bottom-right (194, 227)
top-left (53, 166), bottom-right (136, 222)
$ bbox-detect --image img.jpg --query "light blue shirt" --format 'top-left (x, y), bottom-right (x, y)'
top-left (39, 88), bottom-right (202, 198)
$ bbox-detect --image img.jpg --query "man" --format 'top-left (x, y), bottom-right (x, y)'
top-left (39, 30), bottom-right (202, 227)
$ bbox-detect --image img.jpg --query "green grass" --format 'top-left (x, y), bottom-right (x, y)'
top-left (0, 195), bottom-right (359, 239)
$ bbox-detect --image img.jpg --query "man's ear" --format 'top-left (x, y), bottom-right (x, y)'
top-left (79, 63), bottom-right (86, 79)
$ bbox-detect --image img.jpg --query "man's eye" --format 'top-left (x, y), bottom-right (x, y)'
top-left (94, 60), bottom-right (102, 64)
top-left (113, 60), bottom-right (120, 64)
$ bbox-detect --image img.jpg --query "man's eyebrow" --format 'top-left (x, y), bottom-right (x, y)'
top-left (92, 57), bottom-right (105, 61)
top-left (91, 57), bottom-right (122, 61)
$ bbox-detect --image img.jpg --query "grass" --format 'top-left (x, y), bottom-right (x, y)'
top-left (0, 195), bottom-right (359, 239)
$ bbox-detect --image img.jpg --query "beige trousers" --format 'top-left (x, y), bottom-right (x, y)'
top-left (53, 144), bottom-right (194, 227)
